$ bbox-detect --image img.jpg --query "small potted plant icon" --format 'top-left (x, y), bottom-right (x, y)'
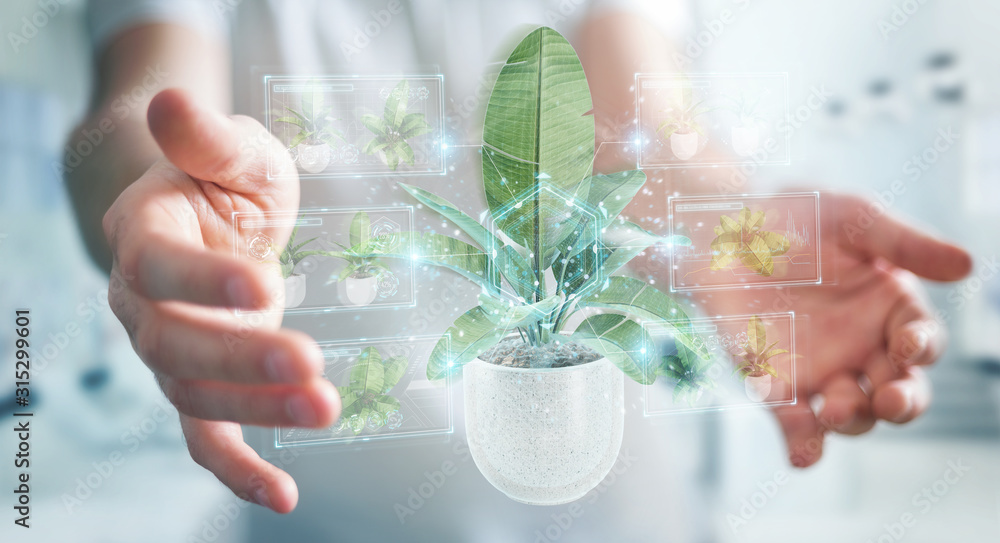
top-left (329, 212), bottom-right (392, 307)
top-left (335, 346), bottom-right (406, 435)
top-left (275, 87), bottom-right (345, 174)
top-left (724, 92), bottom-right (767, 157)
top-left (361, 79), bottom-right (432, 170)
top-left (657, 94), bottom-right (713, 160)
top-left (733, 316), bottom-right (790, 402)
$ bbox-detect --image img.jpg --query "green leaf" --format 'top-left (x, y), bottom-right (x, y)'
top-left (350, 347), bottom-right (384, 394)
top-left (349, 212), bottom-right (370, 248)
top-left (570, 314), bottom-right (657, 384)
top-left (288, 130), bottom-right (310, 149)
top-left (382, 355), bottom-right (408, 393)
top-left (482, 27), bottom-right (595, 251)
top-left (274, 116), bottom-right (306, 128)
top-left (374, 394), bottom-right (401, 417)
top-left (427, 306), bottom-right (510, 380)
top-left (361, 113), bottom-right (390, 136)
top-left (477, 292), bottom-right (562, 328)
top-left (576, 276), bottom-right (708, 359)
top-left (583, 170), bottom-right (647, 225)
top-left (339, 390), bottom-right (362, 414)
top-left (384, 80), bottom-right (410, 129)
top-left (747, 316), bottom-right (767, 355)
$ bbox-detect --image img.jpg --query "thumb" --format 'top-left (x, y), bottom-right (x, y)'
top-left (147, 88), bottom-right (296, 195)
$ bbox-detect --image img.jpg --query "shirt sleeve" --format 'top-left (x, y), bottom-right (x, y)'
top-left (86, 0), bottom-right (231, 52)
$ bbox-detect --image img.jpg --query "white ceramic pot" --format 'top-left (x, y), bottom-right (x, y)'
top-left (670, 131), bottom-right (700, 160)
top-left (283, 274), bottom-right (307, 309)
top-left (343, 273), bottom-right (378, 306)
top-left (744, 374), bottom-right (772, 402)
top-left (295, 143), bottom-right (332, 174)
top-left (731, 125), bottom-right (760, 157)
top-left (463, 357), bottom-right (625, 505)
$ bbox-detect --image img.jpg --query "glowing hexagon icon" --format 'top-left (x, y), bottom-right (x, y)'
top-left (370, 216), bottom-right (401, 252)
top-left (485, 183), bottom-right (605, 304)
top-left (247, 232), bottom-right (273, 262)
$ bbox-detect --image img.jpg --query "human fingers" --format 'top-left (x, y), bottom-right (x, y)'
top-left (773, 403), bottom-right (826, 468)
top-left (831, 193), bottom-right (972, 281)
top-left (133, 303), bottom-right (323, 384)
top-left (147, 88), bottom-right (296, 194)
top-left (871, 366), bottom-right (932, 424)
top-left (816, 373), bottom-right (877, 435)
top-left (180, 415), bottom-right (299, 514)
top-left (158, 374), bottom-right (341, 427)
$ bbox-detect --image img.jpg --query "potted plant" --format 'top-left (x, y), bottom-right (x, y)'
top-left (709, 207), bottom-right (791, 277)
top-left (657, 343), bottom-right (717, 406)
top-left (361, 79), bottom-right (432, 171)
top-left (275, 88), bottom-right (345, 173)
top-left (657, 92), bottom-right (713, 160)
top-left (333, 346), bottom-right (406, 435)
top-left (733, 316), bottom-right (790, 402)
top-left (724, 92), bottom-right (767, 157)
top-left (350, 27), bottom-right (708, 505)
top-left (275, 220), bottom-right (338, 309)
top-left (329, 212), bottom-right (393, 307)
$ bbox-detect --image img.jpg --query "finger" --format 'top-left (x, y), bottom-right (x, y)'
top-left (833, 194), bottom-right (972, 281)
top-left (159, 375), bottom-right (341, 427)
top-left (773, 403), bottom-right (825, 468)
top-left (882, 280), bottom-right (946, 371)
top-left (871, 366), bottom-right (932, 424)
top-left (119, 224), bottom-right (279, 309)
top-left (816, 374), bottom-right (875, 435)
top-left (135, 306), bottom-right (323, 383)
top-left (148, 88), bottom-right (294, 189)
top-left (180, 415), bottom-right (298, 514)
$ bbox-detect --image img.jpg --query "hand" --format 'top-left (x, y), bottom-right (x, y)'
top-left (696, 193), bottom-right (972, 467)
top-left (103, 89), bottom-right (341, 513)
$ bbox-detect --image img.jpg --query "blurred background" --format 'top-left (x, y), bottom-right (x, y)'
top-left (1, 0), bottom-right (998, 541)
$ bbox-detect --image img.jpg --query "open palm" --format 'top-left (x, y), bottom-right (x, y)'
top-left (693, 193), bottom-right (971, 466)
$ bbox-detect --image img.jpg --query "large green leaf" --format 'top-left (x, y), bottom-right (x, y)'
top-left (426, 306), bottom-right (510, 380)
top-left (482, 26), bottom-right (595, 251)
top-left (385, 80), bottom-right (409, 130)
top-left (570, 314), bottom-right (657, 384)
top-left (576, 276), bottom-right (708, 359)
top-left (350, 232), bottom-right (500, 295)
top-left (350, 348), bottom-right (385, 395)
top-left (350, 212), bottom-right (370, 248)
top-left (477, 292), bottom-right (562, 328)
top-left (382, 355), bottom-right (408, 393)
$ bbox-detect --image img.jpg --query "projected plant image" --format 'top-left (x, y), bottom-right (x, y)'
top-left (342, 26), bottom-right (716, 506)
top-left (733, 316), bottom-right (791, 402)
top-left (361, 79), bottom-right (432, 170)
top-left (709, 207), bottom-right (791, 277)
top-left (273, 219), bottom-right (340, 309)
top-left (335, 346), bottom-right (406, 435)
top-left (275, 89), bottom-right (345, 173)
top-left (327, 212), bottom-right (394, 307)
top-left (657, 92), bottom-right (713, 160)
top-left (657, 343), bottom-right (717, 406)
top-left (724, 92), bottom-right (767, 157)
